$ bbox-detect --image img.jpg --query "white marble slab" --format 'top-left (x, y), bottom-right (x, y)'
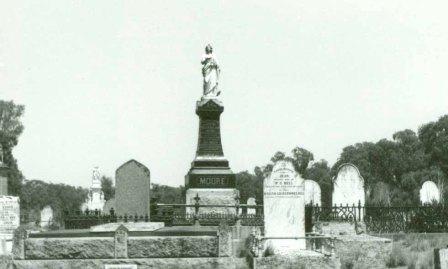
top-left (263, 160), bottom-right (305, 254)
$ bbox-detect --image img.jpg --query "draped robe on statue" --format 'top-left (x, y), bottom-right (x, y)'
top-left (201, 55), bottom-right (220, 97)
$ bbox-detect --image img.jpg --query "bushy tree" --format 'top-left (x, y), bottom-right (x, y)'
top-left (0, 100), bottom-right (25, 195)
top-left (150, 183), bottom-right (185, 204)
top-left (20, 180), bottom-right (88, 223)
top-left (101, 176), bottom-right (115, 201)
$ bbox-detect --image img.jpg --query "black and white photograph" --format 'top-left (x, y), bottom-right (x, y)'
top-left (1, 1), bottom-right (448, 268)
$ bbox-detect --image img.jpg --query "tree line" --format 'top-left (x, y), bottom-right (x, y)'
top-left (2, 99), bottom-right (448, 221)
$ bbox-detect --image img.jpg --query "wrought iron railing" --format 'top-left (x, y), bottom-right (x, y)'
top-left (62, 195), bottom-right (448, 233)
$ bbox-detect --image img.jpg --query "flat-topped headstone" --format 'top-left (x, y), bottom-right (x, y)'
top-left (420, 181), bottom-right (440, 204)
top-left (263, 160), bottom-right (305, 254)
top-left (304, 180), bottom-right (321, 205)
top-left (0, 196), bottom-right (20, 233)
top-left (115, 160), bottom-right (150, 217)
top-left (333, 163), bottom-right (365, 206)
top-left (0, 196), bottom-right (20, 255)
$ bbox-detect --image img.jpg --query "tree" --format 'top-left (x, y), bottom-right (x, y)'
top-left (306, 160), bottom-right (332, 207)
top-left (0, 100), bottom-right (25, 195)
top-left (291, 147), bottom-right (314, 176)
top-left (150, 183), bottom-right (185, 204)
top-left (235, 171), bottom-right (263, 204)
top-left (419, 115), bottom-right (448, 177)
top-left (20, 180), bottom-right (88, 224)
top-left (101, 176), bottom-right (115, 201)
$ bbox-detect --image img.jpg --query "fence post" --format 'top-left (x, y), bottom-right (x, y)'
top-left (194, 193), bottom-right (201, 226)
top-left (358, 200), bottom-right (362, 222)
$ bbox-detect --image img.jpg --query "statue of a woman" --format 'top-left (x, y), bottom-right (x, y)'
top-left (201, 44), bottom-right (221, 98)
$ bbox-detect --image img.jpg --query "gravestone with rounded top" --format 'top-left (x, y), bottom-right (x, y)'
top-left (420, 181), bottom-right (440, 204)
top-left (333, 163), bottom-right (365, 206)
top-left (40, 206), bottom-right (53, 228)
top-left (304, 179), bottom-right (321, 205)
top-left (333, 163), bottom-right (365, 220)
top-left (263, 160), bottom-right (305, 254)
top-left (247, 197), bottom-right (256, 215)
top-left (115, 160), bottom-right (150, 217)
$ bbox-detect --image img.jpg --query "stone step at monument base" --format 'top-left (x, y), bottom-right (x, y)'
top-left (90, 222), bottom-right (165, 232)
top-left (185, 188), bottom-right (239, 214)
top-left (253, 251), bottom-right (341, 269)
top-left (4, 257), bottom-right (250, 269)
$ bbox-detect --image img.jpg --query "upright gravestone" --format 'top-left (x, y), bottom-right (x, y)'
top-left (264, 160), bottom-right (305, 254)
top-left (0, 196), bottom-right (20, 255)
top-left (247, 197), bottom-right (256, 215)
top-left (420, 181), bottom-right (440, 204)
top-left (115, 160), bottom-right (150, 217)
top-left (0, 161), bottom-right (20, 255)
top-left (40, 206), bottom-right (53, 228)
top-left (304, 179), bottom-right (321, 205)
top-left (333, 163), bottom-right (365, 220)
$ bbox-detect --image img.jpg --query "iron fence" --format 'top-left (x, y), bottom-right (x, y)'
top-left (62, 195), bottom-right (448, 233)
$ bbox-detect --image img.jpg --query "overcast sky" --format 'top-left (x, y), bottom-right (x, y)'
top-left (1, 1), bottom-right (448, 188)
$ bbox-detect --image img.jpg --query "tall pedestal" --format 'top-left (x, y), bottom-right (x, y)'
top-left (185, 98), bottom-right (238, 214)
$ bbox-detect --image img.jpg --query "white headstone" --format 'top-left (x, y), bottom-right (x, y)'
top-left (40, 205), bottom-right (53, 228)
top-left (0, 196), bottom-right (20, 255)
top-left (304, 180), bottom-right (321, 205)
top-left (263, 160), bottom-right (305, 254)
top-left (420, 181), bottom-right (440, 204)
top-left (333, 164), bottom-right (365, 206)
top-left (247, 197), bottom-right (256, 215)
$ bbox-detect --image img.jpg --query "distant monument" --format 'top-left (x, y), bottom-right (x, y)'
top-left (247, 197), bottom-right (257, 215)
top-left (115, 160), bottom-right (151, 217)
top-left (420, 181), bottom-right (440, 204)
top-left (333, 163), bottom-right (365, 206)
top-left (0, 155), bottom-right (20, 255)
top-left (185, 45), bottom-right (238, 214)
top-left (304, 179), bottom-right (321, 205)
top-left (81, 167), bottom-right (106, 212)
top-left (263, 160), bottom-right (306, 254)
top-left (333, 163), bottom-right (365, 220)
top-left (40, 206), bottom-right (54, 228)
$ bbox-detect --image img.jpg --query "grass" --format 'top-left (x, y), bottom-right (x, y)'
top-left (385, 233), bottom-right (448, 269)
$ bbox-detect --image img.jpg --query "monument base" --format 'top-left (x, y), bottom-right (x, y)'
top-left (90, 222), bottom-right (164, 232)
top-left (264, 239), bottom-right (306, 255)
top-left (186, 188), bottom-right (239, 214)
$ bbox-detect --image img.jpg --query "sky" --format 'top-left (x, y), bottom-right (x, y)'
top-left (1, 1), bottom-right (448, 188)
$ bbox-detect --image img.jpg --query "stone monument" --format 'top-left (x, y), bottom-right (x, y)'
top-left (420, 180), bottom-right (440, 204)
top-left (115, 160), bottom-right (150, 217)
top-left (81, 166), bottom-right (106, 211)
top-left (263, 160), bottom-right (306, 254)
top-left (247, 197), bottom-right (257, 215)
top-left (185, 45), bottom-right (238, 214)
top-left (333, 163), bottom-right (365, 206)
top-left (304, 179), bottom-right (321, 205)
top-left (39, 206), bottom-right (54, 228)
top-left (0, 153), bottom-right (20, 255)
